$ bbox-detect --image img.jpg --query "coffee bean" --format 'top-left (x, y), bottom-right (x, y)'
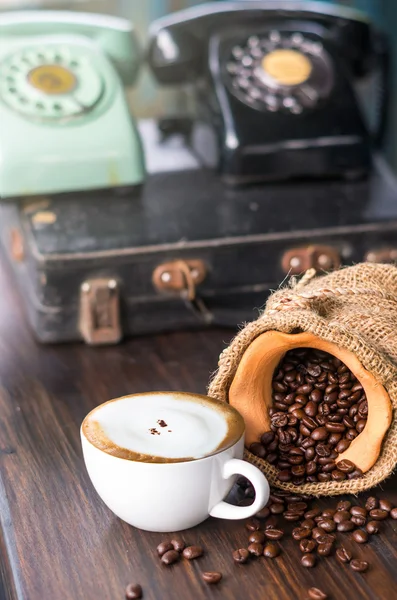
top-left (311, 427), bottom-right (328, 441)
top-left (261, 431), bottom-right (275, 446)
top-left (264, 515), bottom-right (279, 529)
top-left (336, 546), bottom-right (352, 563)
top-left (300, 539), bottom-right (317, 553)
top-left (350, 506), bottom-right (367, 518)
top-left (335, 439), bottom-right (351, 453)
top-left (301, 519), bottom-right (315, 529)
top-left (292, 527), bottom-right (312, 541)
top-left (171, 537), bottom-right (185, 553)
top-left (352, 530), bottom-right (368, 544)
top-left (301, 553), bottom-right (316, 567)
top-left (245, 518), bottom-right (260, 531)
top-left (351, 515), bottom-right (366, 527)
top-left (312, 528), bottom-right (325, 540)
top-left (161, 550), bottom-right (180, 565)
top-left (369, 509), bottom-right (389, 520)
top-left (308, 587), bottom-right (328, 599)
top-left (350, 559), bottom-right (369, 573)
top-left (331, 469), bottom-right (346, 481)
top-left (277, 470), bottom-right (292, 482)
top-left (249, 442), bottom-right (266, 458)
top-left (305, 508), bottom-right (321, 519)
top-left (332, 510), bottom-right (350, 524)
top-left (125, 584), bottom-right (143, 600)
top-left (248, 531), bottom-right (265, 544)
top-left (263, 543), bottom-right (280, 558)
top-left (365, 496), bottom-right (378, 511)
top-left (337, 459), bottom-right (356, 474)
top-left (270, 503), bottom-right (284, 515)
top-left (264, 529), bottom-right (284, 540)
top-left (233, 548), bottom-right (250, 564)
top-left (247, 542), bottom-right (264, 557)
top-left (390, 508), bottom-right (397, 520)
top-left (318, 542), bottom-right (333, 556)
top-left (319, 519), bottom-right (336, 533)
top-left (183, 546), bottom-right (203, 560)
top-left (157, 541), bottom-right (174, 557)
top-left (316, 534), bottom-right (336, 544)
top-left (322, 508), bottom-right (336, 518)
top-left (255, 506), bottom-right (270, 519)
top-left (317, 473), bottom-right (331, 482)
top-left (283, 511), bottom-right (301, 521)
top-left (379, 499), bottom-right (393, 512)
top-left (325, 422), bottom-right (345, 433)
top-left (348, 468), bottom-right (363, 479)
top-left (202, 571), bottom-right (222, 585)
top-left (337, 500), bottom-right (352, 511)
top-left (354, 418), bottom-right (365, 432)
top-left (316, 444), bottom-right (332, 457)
top-left (366, 521), bottom-right (380, 534)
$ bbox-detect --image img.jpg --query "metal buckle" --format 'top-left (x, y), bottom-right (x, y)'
top-left (79, 278), bottom-right (122, 345)
top-left (152, 260), bottom-right (207, 299)
top-left (365, 248), bottom-right (397, 264)
top-left (282, 245), bottom-right (341, 275)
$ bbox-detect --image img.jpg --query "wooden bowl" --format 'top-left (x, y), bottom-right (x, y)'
top-left (229, 331), bottom-right (392, 473)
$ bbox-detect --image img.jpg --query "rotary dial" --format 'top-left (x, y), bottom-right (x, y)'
top-left (226, 31), bottom-right (334, 114)
top-left (0, 45), bottom-right (105, 121)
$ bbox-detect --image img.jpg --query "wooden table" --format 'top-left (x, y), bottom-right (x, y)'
top-left (0, 260), bottom-right (397, 600)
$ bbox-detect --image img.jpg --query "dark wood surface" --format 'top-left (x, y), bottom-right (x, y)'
top-left (1, 258), bottom-right (397, 600)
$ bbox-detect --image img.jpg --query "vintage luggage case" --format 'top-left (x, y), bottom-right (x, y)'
top-left (1, 122), bottom-right (397, 345)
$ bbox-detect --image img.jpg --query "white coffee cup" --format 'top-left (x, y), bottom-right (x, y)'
top-left (81, 391), bottom-right (269, 532)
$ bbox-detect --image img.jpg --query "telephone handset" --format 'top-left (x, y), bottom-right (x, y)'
top-left (148, 2), bottom-right (389, 185)
top-left (0, 11), bottom-right (145, 198)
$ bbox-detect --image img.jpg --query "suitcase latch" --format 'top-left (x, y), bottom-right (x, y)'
top-left (365, 248), bottom-right (397, 264)
top-left (152, 260), bottom-right (207, 299)
top-left (282, 245), bottom-right (341, 275)
top-left (152, 260), bottom-right (212, 323)
top-left (79, 278), bottom-right (122, 346)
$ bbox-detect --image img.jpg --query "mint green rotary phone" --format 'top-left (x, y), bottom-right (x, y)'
top-left (0, 11), bottom-right (145, 198)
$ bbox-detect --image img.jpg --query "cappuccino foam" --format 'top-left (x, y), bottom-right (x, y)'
top-left (82, 392), bottom-right (244, 463)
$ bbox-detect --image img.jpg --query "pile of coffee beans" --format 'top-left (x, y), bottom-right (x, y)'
top-left (236, 479), bottom-right (397, 599)
top-left (249, 348), bottom-right (368, 484)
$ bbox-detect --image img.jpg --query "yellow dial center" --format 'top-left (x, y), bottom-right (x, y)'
top-left (28, 64), bottom-right (76, 95)
top-left (262, 49), bottom-right (312, 86)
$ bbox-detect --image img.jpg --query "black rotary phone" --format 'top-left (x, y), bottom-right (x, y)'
top-left (148, 2), bottom-right (389, 185)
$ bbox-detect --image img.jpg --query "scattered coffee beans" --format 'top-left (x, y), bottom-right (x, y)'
top-left (336, 546), bottom-right (352, 563)
top-left (249, 531), bottom-right (266, 544)
top-left (301, 553), bottom-right (316, 567)
top-left (369, 509), bottom-right (389, 520)
top-left (263, 543), bottom-right (280, 558)
top-left (352, 530), bottom-right (368, 544)
top-left (350, 559), bottom-right (369, 573)
top-left (233, 548), bottom-right (250, 564)
top-left (161, 550), bottom-right (180, 566)
top-left (245, 518), bottom-right (260, 531)
top-left (248, 542), bottom-right (264, 557)
top-left (157, 541), bottom-right (174, 557)
top-left (264, 528), bottom-right (284, 540)
top-left (308, 587), bottom-right (328, 599)
top-left (300, 539), bottom-right (317, 553)
top-left (125, 584), bottom-right (143, 600)
top-left (171, 537), bottom-right (185, 553)
top-left (202, 571), bottom-right (222, 585)
top-left (249, 348), bottom-right (367, 485)
top-left (366, 521), bottom-right (380, 535)
top-left (183, 546), bottom-right (203, 560)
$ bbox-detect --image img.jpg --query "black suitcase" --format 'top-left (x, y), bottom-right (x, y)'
top-left (1, 121), bottom-right (397, 345)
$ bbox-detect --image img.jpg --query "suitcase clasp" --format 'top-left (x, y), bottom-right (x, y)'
top-left (281, 245), bottom-right (341, 275)
top-left (79, 278), bottom-right (122, 345)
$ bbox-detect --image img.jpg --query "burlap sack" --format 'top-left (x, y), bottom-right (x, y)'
top-left (208, 263), bottom-right (397, 496)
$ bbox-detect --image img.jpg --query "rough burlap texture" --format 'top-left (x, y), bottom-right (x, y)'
top-left (208, 263), bottom-right (397, 496)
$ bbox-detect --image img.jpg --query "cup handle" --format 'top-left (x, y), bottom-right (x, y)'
top-left (209, 458), bottom-right (270, 520)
